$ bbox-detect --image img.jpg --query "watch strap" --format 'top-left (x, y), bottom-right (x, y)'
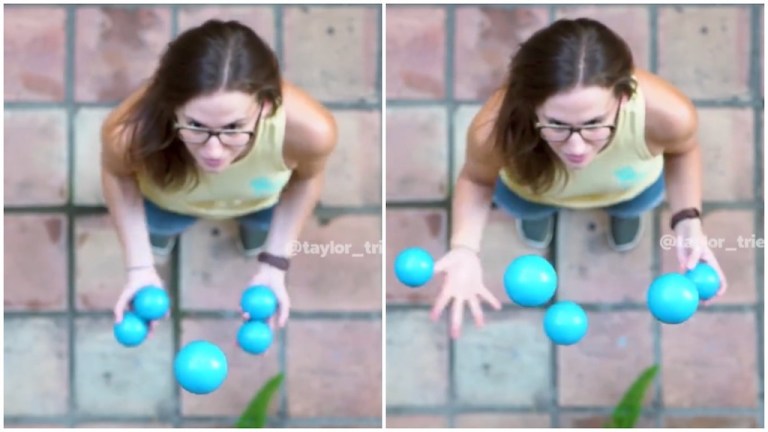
top-left (670, 208), bottom-right (701, 230)
top-left (257, 251), bottom-right (290, 271)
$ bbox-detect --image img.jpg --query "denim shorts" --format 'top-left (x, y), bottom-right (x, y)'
top-left (143, 198), bottom-right (275, 236)
top-left (492, 173), bottom-right (666, 220)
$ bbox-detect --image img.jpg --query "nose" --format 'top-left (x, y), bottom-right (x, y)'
top-left (199, 136), bottom-right (225, 159)
top-left (561, 134), bottom-right (588, 155)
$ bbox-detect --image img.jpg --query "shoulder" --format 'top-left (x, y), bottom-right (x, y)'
top-left (634, 68), bottom-right (698, 153)
top-left (466, 88), bottom-right (506, 159)
top-left (101, 84), bottom-right (149, 175)
top-left (281, 80), bottom-right (338, 167)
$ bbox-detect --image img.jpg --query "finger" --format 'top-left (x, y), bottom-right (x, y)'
top-left (433, 256), bottom-right (452, 274)
top-left (430, 287), bottom-right (452, 322)
top-left (450, 297), bottom-right (464, 339)
top-left (701, 253), bottom-right (728, 294)
top-left (278, 303), bottom-right (290, 328)
top-left (113, 294), bottom-right (131, 323)
top-left (676, 240), bottom-right (687, 272)
top-left (477, 287), bottom-right (503, 310)
top-left (268, 315), bottom-right (276, 331)
top-left (686, 247), bottom-right (702, 270)
top-left (467, 296), bottom-right (485, 328)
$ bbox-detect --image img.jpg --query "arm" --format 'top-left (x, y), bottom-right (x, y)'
top-left (450, 91), bottom-right (507, 252)
top-left (100, 86), bottom-right (165, 322)
top-left (656, 101), bottom-right (702, 217)
top-left (431, 91), bottom-right (505, 337)
top-left (261, 81), bottom-right (338, 257)
top-left (640, 69), bottom-right (702, 219)
top-left (645, 73), bottom-right (727, 299)
top-left (100, 87), bottom-right (155, 271)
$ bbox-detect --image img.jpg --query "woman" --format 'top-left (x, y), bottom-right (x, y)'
top-left (101, 20), bottom-right (337, 331)
top-left (430, 18), bottom-right (727, 339)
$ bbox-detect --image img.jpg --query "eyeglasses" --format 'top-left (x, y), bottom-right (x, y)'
top-left (174, 124), bottom-right (256, 148)
top-left (535, 101), bottom-right (622, 144)
top-left (174, 103), bottom-right (264, 148)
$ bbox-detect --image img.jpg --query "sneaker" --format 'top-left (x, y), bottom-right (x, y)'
top-left (238, 224), bottom-right (269, 257)
top-left (515, 215), bottom-right (555, 249)
top-left (607, 215), bottom-right (643, 252)
top-left (150, 233), bottom-right (176, 257)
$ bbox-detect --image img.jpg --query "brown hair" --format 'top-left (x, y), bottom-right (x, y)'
top-left (119, 19), bottom-right (281, 191)
top-left (493, 18), bottom-right (636, 194)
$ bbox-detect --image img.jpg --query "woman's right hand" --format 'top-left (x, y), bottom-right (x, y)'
top-left (430, 247), bottom-right (502, 339)
top-left (113, 266), bottom-right (166, 329)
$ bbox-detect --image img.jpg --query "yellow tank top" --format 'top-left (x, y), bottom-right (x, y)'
top-left (137, 104), bottom-right (293, 219)
top-left (499, 84), bottom-right (663, 208)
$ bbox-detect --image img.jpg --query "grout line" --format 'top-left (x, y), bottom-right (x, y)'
top-left (650, 8), bottom-right (662, 426)
top-left (375, 3), bottom-right (383, 108)
top-left (5, 309), bottom-right (385, 320)
top-left (383, 98), bottom-right (764, 109)
top-left (652, 206), bottom-right (665, 427)
top-left (278, 313), bottom-right (289, 424)
top-left (379, 2), bottom-right (387, 426)
top-left (170, 4), bottom-right (179, 38)
top-left (649, 4), bottom-right (659, 74)
top-left (64, 4), bottom-right (77, 427)
top-left (548, 3), bottom-right (557, 22)
top-left (385, 302), bottom-right (761, 314)
top-left (2, 100), bottom-right (384, 110)
top-left (386, 404), bottom-right (763, 416)
top-left (170, 232), bottom-right (183, 427)
top-left (276, 8), bottom-right (287, 420)
top-left (443, 4), bottom-right (458, 428)
top-left (7, 97), bottom-right (765, 111)
top-left (275, 4), bottom-right (284, 68)
top-left (748, 5), bottom-right (765, 428)
top-left (8, 405), bottom-right (763, 426)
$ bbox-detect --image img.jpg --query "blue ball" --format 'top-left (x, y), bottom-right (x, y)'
top-left (132, 286), bottom-right (170, 321)
top-left (543, 301), bottom-right (589, 345)
top-left (174, 341), bottom-right (228, 395)
top-left (240, 285), bottom-right (278, 321)
top-left (237, 321), bottom-right (274, 355)
top-left (647, 273), bottom-right (699, 324)
top-left (685, 262), bottom-right (721, 301)
top-left (114, 312), bottom-right (149, 347)
top-left (504, 255), bottom-right (558, 307)
top-left (394, 247), bottom-right (434, 288)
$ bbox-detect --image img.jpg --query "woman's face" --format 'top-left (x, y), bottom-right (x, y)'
top-left (175, 90), bottom-right (264, 173)
top-left (534, 85), bottom-right (623, 169)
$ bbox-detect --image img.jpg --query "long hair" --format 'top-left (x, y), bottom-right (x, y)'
top-left (493, 18), bottom-right (636, 194)
top-left (118, 19), bottom-right (281, 191)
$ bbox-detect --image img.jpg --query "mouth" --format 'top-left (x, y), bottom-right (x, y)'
top-left (202, 158), bottom-right (224, 168)
top-left (564, 154), bottom-right (587, 164)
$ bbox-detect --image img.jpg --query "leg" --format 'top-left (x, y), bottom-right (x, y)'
top-left (143, 198), bottom-right (198, 256)
top-left (492, 177), bottom-right (559, 249)
top-left (602, 173), bottom-right (666, 252)
top-left (235, 205), bottom-right (276, 257)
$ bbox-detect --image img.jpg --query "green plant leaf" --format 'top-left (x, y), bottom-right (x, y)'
top-left (234, 372), bottom-right (284, 428)
top-left (604, 364), bottom-right (659, 428)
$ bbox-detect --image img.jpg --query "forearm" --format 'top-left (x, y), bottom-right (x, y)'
top-left (263, 174), bottom-right (324, 256)
top-left (449, 169), bottom-right (495, 252)
top-left (101, 170), bottom-right (154, 268)
top-left (663, 144), bottom-right (703, 215)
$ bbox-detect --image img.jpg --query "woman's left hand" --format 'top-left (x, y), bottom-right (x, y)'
top-left (674, 218), bottom-right (728, 304)
top-left (245, 265), bottom-right (291, 329)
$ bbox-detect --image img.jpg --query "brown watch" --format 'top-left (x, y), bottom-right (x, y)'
top-left (670, 208), bottom-right (701, 230)
top-left (257, 251), bottom-right (290, 271)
